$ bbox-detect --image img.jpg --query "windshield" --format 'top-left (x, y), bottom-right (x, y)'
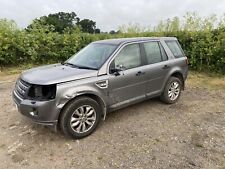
top-left (65, 43), bottom-right (117, 70)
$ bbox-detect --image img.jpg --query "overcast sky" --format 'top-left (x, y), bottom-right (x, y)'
top-left (0, 0), bottom-right (225, 31)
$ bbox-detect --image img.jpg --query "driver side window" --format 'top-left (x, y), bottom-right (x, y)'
top-left (114, 44), bottom-right (141, 70)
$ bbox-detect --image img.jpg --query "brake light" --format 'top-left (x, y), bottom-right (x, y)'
top-left (185, 56), bottom-right (188, 65)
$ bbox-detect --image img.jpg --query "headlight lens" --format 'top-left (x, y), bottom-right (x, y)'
top-left (28, 84), bottom-right (56, 101)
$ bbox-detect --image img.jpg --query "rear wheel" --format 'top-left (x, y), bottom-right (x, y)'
top-left (60, 97), bottom-right (101, 139)
top-left (160, 77), bottom-right (182, 104)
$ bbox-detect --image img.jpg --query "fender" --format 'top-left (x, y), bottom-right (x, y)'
top-left (55, 81), bottom-right (108, 121)
top-left (162, 67), bottom-right (185, 91)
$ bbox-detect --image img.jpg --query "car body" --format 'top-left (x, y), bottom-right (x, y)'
top-left (13, 37), bottom-right (188, 138)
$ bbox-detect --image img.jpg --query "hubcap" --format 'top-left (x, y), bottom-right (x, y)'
top-left (70, 105), bottom-right (96, 133)
top-left (168, 81), bottom-right (180, 101)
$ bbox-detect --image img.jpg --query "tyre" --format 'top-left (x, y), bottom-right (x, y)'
top-left (160, 77), bottom-right (182, 104)
top-left (60, 96), bottom-right (101, 139)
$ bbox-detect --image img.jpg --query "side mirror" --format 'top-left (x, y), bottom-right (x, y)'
top-left (110, 67), bottom-right (122, 76)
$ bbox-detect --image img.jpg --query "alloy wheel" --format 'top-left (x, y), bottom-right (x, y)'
top-left (70, 105), bottom-right (96, 133)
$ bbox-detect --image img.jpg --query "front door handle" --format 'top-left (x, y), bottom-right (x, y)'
top-left (162, 65), bottom-right (170, 69)
top-left (136, 71), bottom-right (145, 76)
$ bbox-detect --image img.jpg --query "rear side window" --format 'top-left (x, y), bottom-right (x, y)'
top-left (143, 41), bottom-right (168, 64)
top-left (166, 41), bottom-right (184, 58)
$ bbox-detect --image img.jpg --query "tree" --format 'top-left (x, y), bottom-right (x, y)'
top-left (109, 30), bottom-right (116, 34)
top-left (27, 12), bottom-right (79, 33)
top-left (77, 19), bottom-right (97, 33)
top-left (95, 28), bottom-right (101, 34)
top-left (0, 19), bottom-right (18, 31)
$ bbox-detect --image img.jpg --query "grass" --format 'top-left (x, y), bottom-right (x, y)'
top-left (187, 71), bottom-right (225, 90)
top-left (1, 65), bottom-right (225, 90)
top-left (195, 143), bottom-right (204, 148)
top-left (0, 64), bottom-right (42, 76)
top-left (0, 64), bottom-right (43, 81)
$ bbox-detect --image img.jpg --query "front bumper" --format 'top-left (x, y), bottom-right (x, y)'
top-left (12, 90), bottom-right (60, 131)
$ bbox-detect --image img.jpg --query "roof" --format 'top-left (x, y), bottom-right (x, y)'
top-left (93, 37), bottom-right (177, 45)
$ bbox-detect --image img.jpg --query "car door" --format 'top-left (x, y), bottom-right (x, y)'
top-left (140, 41), bottom-right (171, 96)
top-left (108, 43), bottom-right (146, 108)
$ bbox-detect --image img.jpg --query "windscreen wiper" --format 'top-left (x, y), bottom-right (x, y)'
top-left (62, 62), bottom-right (78, 67)
top-left (73, 64), bottom-right (98, 70)
top-left (62, 62), bottom-right (98, 70)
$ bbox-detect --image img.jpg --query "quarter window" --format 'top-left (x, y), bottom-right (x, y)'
top-left (166, 41), bottom-right (184, 58)
top-left (114, 44), bottom-right (141, 70)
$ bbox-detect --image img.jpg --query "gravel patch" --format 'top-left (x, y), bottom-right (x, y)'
top-left (0, 78), bottom-right (225, 169)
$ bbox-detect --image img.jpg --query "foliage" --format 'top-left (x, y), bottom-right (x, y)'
top-left (0, 12), bottom-right (225, 74)
top-left (27, 12), bottom-right (79, 33)
top-left (26, 12), bottom-right (101, 34)
top-left (118, 23), bottom-right (146, 33)
top-left (77, 19), bottom-right (97, 34)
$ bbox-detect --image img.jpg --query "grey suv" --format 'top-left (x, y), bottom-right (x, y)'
top-left (13, 37), bottom-right (188, 139)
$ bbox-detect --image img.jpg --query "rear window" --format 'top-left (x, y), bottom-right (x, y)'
top-left (143, 41), bottom-right (168, 64)
top-left (143, 42), bottom-right (162, 64)
top-left (166, 41), bottom-right (184, 58)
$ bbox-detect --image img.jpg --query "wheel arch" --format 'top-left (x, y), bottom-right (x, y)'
top-left (58, 92), bottom-right (107, 125)
top-left (162, 70), bottom-right (185, 91)
top-left (170, 71), bottom-right (185, 90)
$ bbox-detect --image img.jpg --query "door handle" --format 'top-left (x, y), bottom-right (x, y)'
top-left (162, 65), bottom-right (170, 69)
top-left (136, 71), bottom-right (145, 76)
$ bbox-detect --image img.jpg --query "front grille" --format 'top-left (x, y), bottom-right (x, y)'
top-left (15, 79), bottom-right (30, 99)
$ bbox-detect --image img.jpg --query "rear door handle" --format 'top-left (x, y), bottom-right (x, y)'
top-left (136, 71), bottom-right (145, 76)
top-left (162, 65), bottom-right (170, 69)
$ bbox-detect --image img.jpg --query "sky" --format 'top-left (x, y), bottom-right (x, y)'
top-left (0, 0), bottom-right (225, 31)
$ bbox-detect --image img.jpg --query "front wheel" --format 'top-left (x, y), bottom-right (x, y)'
top-left (60, 97), bottom-right (101, 139)
top-left (160, 77), bottom-right (182, 104)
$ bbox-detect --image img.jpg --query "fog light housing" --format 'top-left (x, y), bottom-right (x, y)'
top-left (29, 109), bottom-right (38, 116)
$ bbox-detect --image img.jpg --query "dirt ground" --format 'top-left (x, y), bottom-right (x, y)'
top-left (0, 73), bottom-right (225, 169)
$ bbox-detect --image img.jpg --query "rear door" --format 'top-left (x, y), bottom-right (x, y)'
top-left (140, 41), bottom-right (171, 96)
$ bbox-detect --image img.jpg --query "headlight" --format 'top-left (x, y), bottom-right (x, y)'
top-left (28, 84), bottom-right (56, 101)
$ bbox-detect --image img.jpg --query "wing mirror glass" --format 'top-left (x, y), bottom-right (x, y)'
top-left (110, 64), bottom-right (125, 76)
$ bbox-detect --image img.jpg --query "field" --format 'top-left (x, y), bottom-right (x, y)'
top-left (0, 71), bottom-right (225, 169)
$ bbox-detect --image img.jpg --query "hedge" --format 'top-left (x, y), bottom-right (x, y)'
top-left (0, 22), bottom-right (224, 74)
